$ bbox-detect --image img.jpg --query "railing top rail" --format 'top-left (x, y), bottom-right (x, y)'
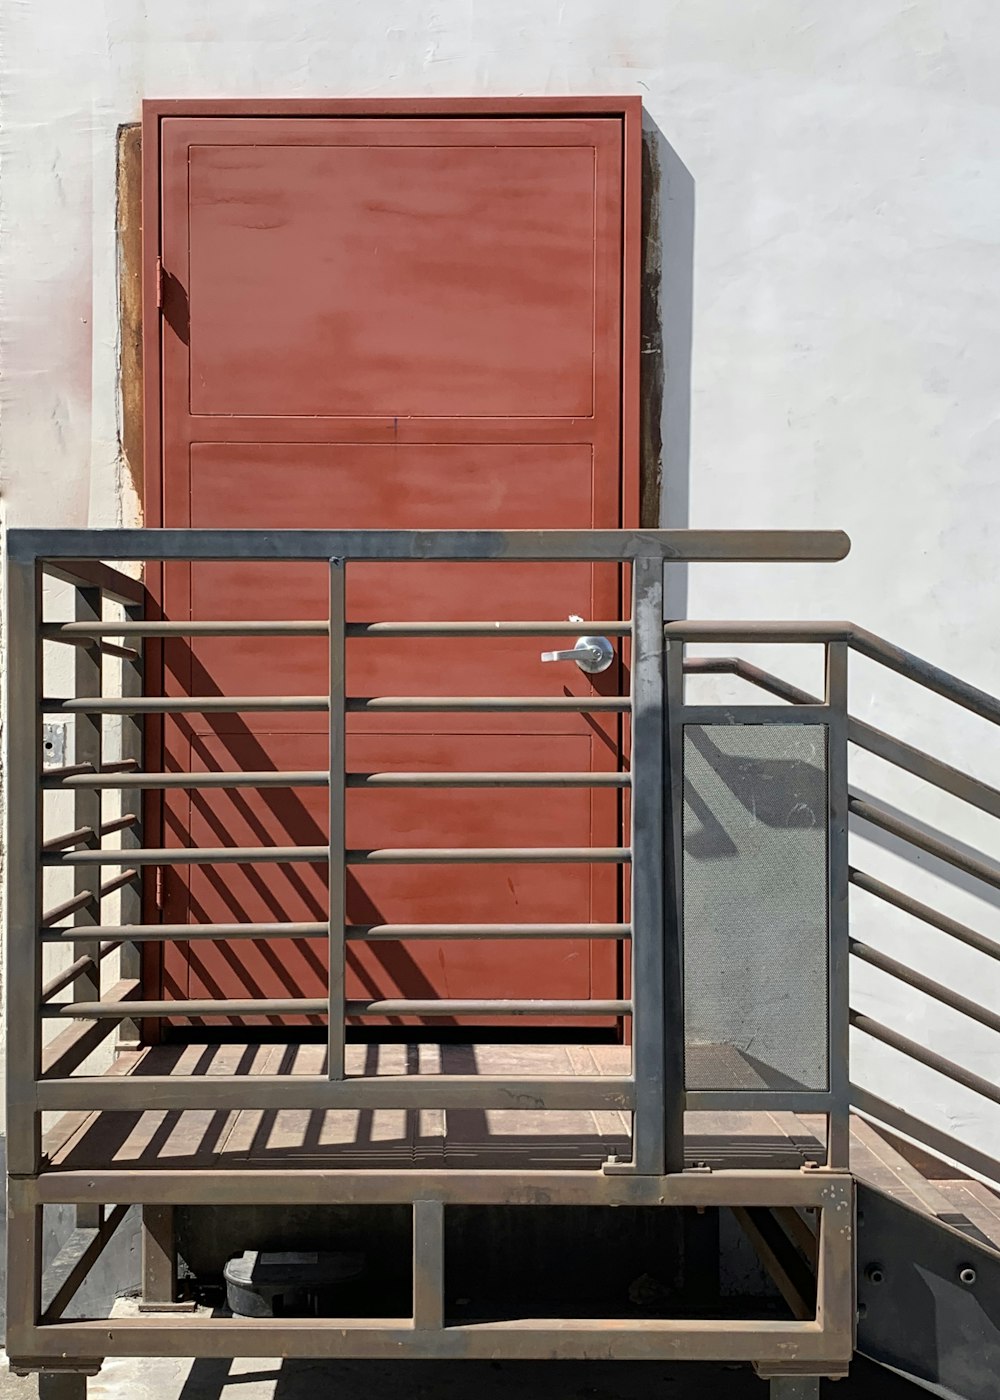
top-left (850, 623), bottom-right (1000, 726)
top-left (665, 620), bottom-right (854, 642)
top-left (8, 526), bottom-right (851, 564)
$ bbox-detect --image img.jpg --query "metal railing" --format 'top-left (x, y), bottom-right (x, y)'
top-left (673, 621), bottom-right (1000, 1179)
top-left (5, 525), bottom-right (854, 1184)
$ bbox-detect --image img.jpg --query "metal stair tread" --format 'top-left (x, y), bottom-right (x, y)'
top-left (850, 1115), bottom-right (958, 1218)
top-left (933, 1179), bottom-right (1000, 1253)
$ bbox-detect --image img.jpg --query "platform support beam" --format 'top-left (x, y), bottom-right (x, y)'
top-left (412, 1199), bottom-right (445, 1330)
top-left (141, 1204), bottom-right (176, 1306)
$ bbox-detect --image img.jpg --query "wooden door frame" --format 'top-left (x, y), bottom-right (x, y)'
top-left (137, 96), bottom-right (643, 1018)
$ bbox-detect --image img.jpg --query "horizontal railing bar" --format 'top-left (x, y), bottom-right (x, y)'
top-left (850, 868), bottom-right (1000, 962)
top-left (44, 997), bottom-right (631, 1019)
top-left (43, 695), bottom-right (327, 714)
top-left (35, 1074), bottom-right (637, 1112)
top-left (39, 558), bottom-right (144, 605)
top-left (681, 704), bottom-right (830, 724)
top-left (348, 923), bottom-right (631, 941)
top-left (849, 795), bottom-right (1000, 891)
top-left (41, 695), bottom-right (630, 715)
top-left (44, 846), bottom-right (630, 867)
top-left (345, 621), bottom-right (633, 637)
top-left (39, 870), bottom-right (139, 927)
top-left (685, 1090), bottom-right (836, 1113)
top-left (41, 815), bottom-right (138, 853)
top-left (377, 847), bottom-right (631, 865)
top-left (44, 998), bottom-right (328, 1018)
top-left (42, 619), bottom-right (633, 639)
top-left (42, 846), bottom-right (323, 866)
top-left (850, 938), bottom-right (1000, 1036)
top-left (353, 697), bottom-right (626, 715)
top-left (40, 921), bottom-right (630, 943)
top-left (665, 621), bottom-right (853, 642)
top-left (43, 620), bottom-right (327, 638)
top-left (350, 771), bottom-right (630, 786)
top-left (46, 770), bottom-right (330, 790)
top-left (347, 999), bottom-right (631, 1017)
top-left (12, 526), bottom-right (851, 563)
top-left (851, 1010), bottom-right (1000, 1108)
top-left (42, 770), bottom-right (631, 790)
top-left (42, 922), bottom-right (327, 942)
top-left (850, 625), bottom-right (1000, 727)
top-left (40, 942), bottom-right (120, 1003)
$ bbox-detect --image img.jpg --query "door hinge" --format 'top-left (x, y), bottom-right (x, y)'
top-left (155, 256), bottom-right (165, 310)
top-left (155, 865), bottom-right (165, 910)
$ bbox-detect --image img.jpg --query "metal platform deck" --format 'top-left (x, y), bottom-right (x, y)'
top-left (42, 1043), bottom-right (826, 1174)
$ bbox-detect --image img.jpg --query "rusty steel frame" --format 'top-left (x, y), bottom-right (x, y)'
top-left (6, 526), bottom-right (858, 1379)
top-left (7, 1172), bottom-right (855, 1369)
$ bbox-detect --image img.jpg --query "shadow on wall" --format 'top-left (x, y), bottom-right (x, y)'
top-left (641, 116), bottom-right (694, 622)
top-left (0, 1137), bottom-right (142, 1340)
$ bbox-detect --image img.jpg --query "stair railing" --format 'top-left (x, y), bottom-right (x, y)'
top-left (676, 623), bottom-right (1000, 1182)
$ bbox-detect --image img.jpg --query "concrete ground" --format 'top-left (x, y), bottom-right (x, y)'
top-left (0, 1355), bottom-right (927, 1399)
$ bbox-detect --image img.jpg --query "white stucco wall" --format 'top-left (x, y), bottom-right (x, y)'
top-left (2, 1), bottom-right (999, 1166)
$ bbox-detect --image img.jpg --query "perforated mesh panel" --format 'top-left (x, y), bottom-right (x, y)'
top-left (682, 724), bottom-right (829, 1092)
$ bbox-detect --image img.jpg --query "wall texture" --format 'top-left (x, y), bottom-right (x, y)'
top-left (2, 1), bottom-right (999, 1161)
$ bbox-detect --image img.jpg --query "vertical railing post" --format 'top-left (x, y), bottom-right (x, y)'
top-left (117, 596), bottom-right (145, 1051)
top-left (629, 556), bottom-right (684, 1174)
top-left (5, 548), bottom-right (42, 1176)
top-left (72, 587), bottom-right (103, 1000)
top-left (663, 623), bottom-right (687, 1170)
top-left (412, 1199), bottom-right (445, 1330)
top-left (825, 640), bottom-right (851, 1167)
top-left (72, 587), bottom-right (103, 1227)
top-left (328, 558), bottom-right (347, 1080)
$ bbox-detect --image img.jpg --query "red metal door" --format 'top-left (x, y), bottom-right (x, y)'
top-left (147, 101), bottom-right (640, 1025)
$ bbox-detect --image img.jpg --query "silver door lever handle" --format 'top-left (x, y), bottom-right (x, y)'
top-left (540, 636), bottom-right (615, 674)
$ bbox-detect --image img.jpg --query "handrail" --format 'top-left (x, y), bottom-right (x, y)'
top-left (10, 525), bottom-right (852, 563)
top-left (849, 624), bottom-right (1000, 726)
